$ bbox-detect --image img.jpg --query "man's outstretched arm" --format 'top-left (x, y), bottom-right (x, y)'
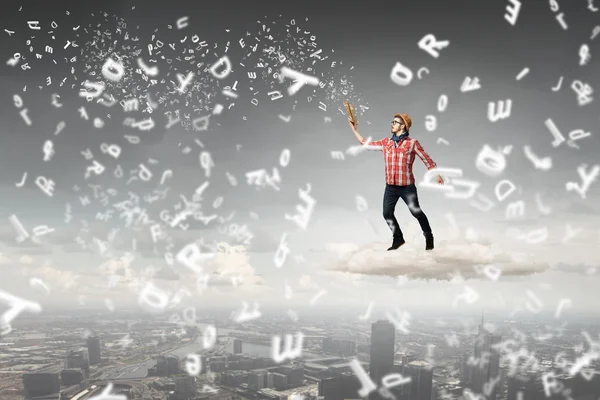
top-left (349, 119), bottom-right (385, 151)
top-left (414, 139), bottom-right (444, 184)
top-left (413, 139), bottom-right (437, 170)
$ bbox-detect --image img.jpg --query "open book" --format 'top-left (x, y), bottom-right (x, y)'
top-left (344, 100), bottom-right (358, 125)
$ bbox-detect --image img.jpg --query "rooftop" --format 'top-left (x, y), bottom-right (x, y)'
top-left (408, 360), bottom-right (432, 368)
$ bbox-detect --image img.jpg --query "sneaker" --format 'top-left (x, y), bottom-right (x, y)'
top-left (387, 237), bottom-right (406, 251)
top-left (425, 235), bottom-right (434, 251)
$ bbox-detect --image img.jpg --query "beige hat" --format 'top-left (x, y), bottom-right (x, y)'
top-left (398, 113), bottom-right (412, 132)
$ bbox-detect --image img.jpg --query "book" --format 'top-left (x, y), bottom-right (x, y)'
top-left (344, 100), bottom-right (358, 125)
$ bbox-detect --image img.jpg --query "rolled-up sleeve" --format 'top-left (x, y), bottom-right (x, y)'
top-left (360, 137), bottom-right (386, 151)
top-left (413, 140), bottom-right (437, 170)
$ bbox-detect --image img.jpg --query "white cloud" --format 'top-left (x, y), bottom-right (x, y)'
top-left (0, 252), bottom-right (12, 265)
top-left (204, 242), bottom-right (266, 287)
top-left (19, 255), bottom-right (34, 265)
top-left (299, 274), bottom-right (317, 289)
top-left (318, 270), bottom-right (365, 288)
top-left (187, 242), bottom-right (279, 303)
top-left (25, 265), bottom-right (79, 290)
top-left (325, 236), bottom-right (549, 281)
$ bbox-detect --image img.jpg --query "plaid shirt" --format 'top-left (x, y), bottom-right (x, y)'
top-left (361, 136), bottom-right (437, 186)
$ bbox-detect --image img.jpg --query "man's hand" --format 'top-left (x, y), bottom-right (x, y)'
top-left (436, 175), bottom-right (444, 185)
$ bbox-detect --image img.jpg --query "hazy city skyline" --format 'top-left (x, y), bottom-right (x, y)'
top-left (6, 310), bottom-right (600, 400)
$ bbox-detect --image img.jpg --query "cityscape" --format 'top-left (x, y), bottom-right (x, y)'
top-left (1, 1), bottom-right (600, 400)
top-left (1, 308), bottom-right (599, 400)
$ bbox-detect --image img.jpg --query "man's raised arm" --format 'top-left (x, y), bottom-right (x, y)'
top-left (349, 119), bottom-right (384, 151)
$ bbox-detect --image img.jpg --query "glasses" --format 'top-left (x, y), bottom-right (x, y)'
top-left (391, 121), bottom-right (403, 126)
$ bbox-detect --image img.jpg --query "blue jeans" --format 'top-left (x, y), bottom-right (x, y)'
top-left (382, 184), bottom-right (432, 240)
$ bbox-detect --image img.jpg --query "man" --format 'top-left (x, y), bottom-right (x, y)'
top-left (349, 113), bottom-right (444, 251)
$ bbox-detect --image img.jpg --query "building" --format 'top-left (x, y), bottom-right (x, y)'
top-left (318, 376), bottom-right (341, 400)
top-left (459, 352), bottom-right (472, 384)
top-left (87, 336), bottom-right (101, 365)
top-left (322, 337), bottom-right (357, 356)
top-left (249, 371), bottom-right (266, 391)
top-left (211, 355), bottom-right (227, 363)
top-left (173, 375), bottom-right (196, 399)
top-left (555, 371), bottom-right (600, 399)
top-left (507, 375), bottom-right (546, 400)
top-left (258, 388), bottom-right (288, 400)
top-left (340, 371), bottom-right (362, 399)
top-left (317, 371), bottom-right (363, 400)
top-left (399, 360), bottom-right (433, 400)
top-left (233, 338), bottom-right (243, 354)
top-left (23, 372), bottom-right (60, 398)
top-left (66, 348), bottom-right (87, 369)
top-left (210, 360), bottom-right (227, 372)
top-left (238, 357), bottom-right (253, 370)
top-left (322, 338), bottom-right (333, 353)
top-left (266, 372), bottom-right (274, 388)
top-left (152, 356), bottom-right (169, 375)
top-left (272, 372), bottom-right (288, 389)
top-left (401, 354), bottom-right (417, 366)
top-left (253, 357), bottom-right (265, 369)
top-left (66, 348), bottom-right (90, 377)
top-left (303, 362), bottom-right (330, 380)
top-left (466, 316), bottom-right (502, 400)
top-left (166, 355), bottom-right (179, 374)
top-left (151, 355), bottom-right (180, 376)
top-left (223, 370), bottom-right (247, 387)
top-left (153, 378), bottom-right (176, 391)
top-left (279, 364), bottom-right (304, 387)
top-left (199, 355), bottom-right (208, 375)
top-left (60, 369), bottom-right (84, 386)
top-left (369, 320), bottom-right (395, 400)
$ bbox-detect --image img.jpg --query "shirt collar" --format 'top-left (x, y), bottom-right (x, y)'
top-left (391, 132), bottom-right (409, 143)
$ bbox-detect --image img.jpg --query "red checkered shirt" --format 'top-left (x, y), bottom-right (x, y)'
top-left (360, 136), bottom-right (437, 186)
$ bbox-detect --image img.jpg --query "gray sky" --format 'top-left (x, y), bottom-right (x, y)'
top-left (0, 0), bottom-right (599, 319)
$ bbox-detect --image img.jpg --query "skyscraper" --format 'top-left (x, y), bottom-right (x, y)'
top-left (87, 336), bottom-right (101, 365)
top-left (319, 376), bottom-right (341, 400)
top-left (66, 348), bottom-right (88, 369)
top-left (66, 348), bottom-right (90, 377)
top-left (399, 361), bottom-right (433, 400)
top-left (556, 371), bottom-right (600, 399)
top-left (369, 320), bottom-right (395, 400)
top-left (61, 369), bottom-right (85, 386)
top-left (507, 375), bottom-right (546, 400)
top-left (233, 338), bottom-right (243, 354)
top-left (468, 316), bottom-right (501, 400)
top-left (23, 372), bottom-right (60, 398)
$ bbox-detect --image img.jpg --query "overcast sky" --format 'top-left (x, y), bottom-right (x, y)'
top-left (0, 0), bottom-right (599, 321)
